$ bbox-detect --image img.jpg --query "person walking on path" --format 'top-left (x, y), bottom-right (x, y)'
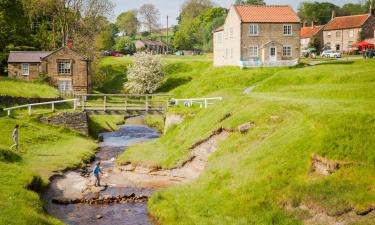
top-left (10, 125), bottom-right (19, 151)
top-left (93, 161), bottom-right (103, 187)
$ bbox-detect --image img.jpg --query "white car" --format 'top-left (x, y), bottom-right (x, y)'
top-left (320, 50), bottom-right (342, 58)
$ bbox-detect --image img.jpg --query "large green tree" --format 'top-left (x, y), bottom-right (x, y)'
top-left (116, 10), bottom-right (139, 37)
top-left (298, 1), bottom-right (339, 24)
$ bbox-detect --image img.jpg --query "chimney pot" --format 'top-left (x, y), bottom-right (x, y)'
top-left (67, 39), bottom-right (74, 49)
top-left (331, 10), bottom-right (336, 19)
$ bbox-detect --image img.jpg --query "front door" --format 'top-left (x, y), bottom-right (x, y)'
top-left (270, 47), bottom-right (277, 63)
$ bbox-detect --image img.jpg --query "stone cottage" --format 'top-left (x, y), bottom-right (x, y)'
top-left (213, 5), bottom-right (301, 67)
top-left (300, 24), bottom-right (324, 54)
top-left (8, 46), bottom-right (92, 94)
top-left (322, 10), bottom-right (375, 53)
top-left (135, 40), bottom-right (169, 54)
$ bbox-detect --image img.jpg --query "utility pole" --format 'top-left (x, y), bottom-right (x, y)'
top-left (166, 15), bottom-right (169, 53)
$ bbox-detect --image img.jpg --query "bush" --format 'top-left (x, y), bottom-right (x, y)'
top-left (124, 52), bottom-right (164, 94)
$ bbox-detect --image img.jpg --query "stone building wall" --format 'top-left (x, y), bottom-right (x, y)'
top-left (40, 112), bottom-right (89, 135)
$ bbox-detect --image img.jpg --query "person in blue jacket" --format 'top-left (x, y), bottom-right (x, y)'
top-left (93, 161), bottom-right (103, 186)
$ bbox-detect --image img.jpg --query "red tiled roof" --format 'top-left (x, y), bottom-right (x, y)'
top-left (8, 51), bottom-right (52, 63)
top-left (234, 5), bottom-right (300, 23)
top-left (213, 25), bottom-right (224, 33)
top-left (323, 14), bottom-right (371, 31)
top-left (301, 26), bottom-right (324, 38)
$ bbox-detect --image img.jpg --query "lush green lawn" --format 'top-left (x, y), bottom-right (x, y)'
top-left (0, 116), bottom-right (97, 225)
top-left (0, 77), bottom-right (59, 98)
top-left (115, 59), bottom-right (375, 224)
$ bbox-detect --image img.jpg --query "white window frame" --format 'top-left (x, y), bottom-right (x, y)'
top-left (229, 27), bottom-right (234, 39)
top-left (336, 31), bottom-right (341, 38)
top-left (218, 33), bottom-right (222, 43)
top-left (282, 46), bottom-right (292, 57)
top-left (327, 32), bottom-right (331, 38)
top-left (249, 24), bottom-right (259, 36)
top-left (249, 46), bottom-right (258, 57)
top-left (21, 63), bottom-right (29, 76)
top-left (283, 24), bottom-right (292, 36)
top-left (58, 79), bottom-right (72, 92)
top-left (58, 60), bottom-right (71, 75)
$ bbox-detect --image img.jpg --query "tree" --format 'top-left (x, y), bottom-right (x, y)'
top-left (298, 1), bottom-right (339, 24)
top-left (138, 4), bottom-right (160, 36)
top-left (113, 36), bottom-right (136, 55)
top-left (95, 30), bottom-right (114, 51)
top-left (124, 52), bottom-right (164, 94)
top-left (235, 0), bottom-right (266, 5)
top-left (339, 3), bottom-right (366, 16)
top-left (116, 10), bottom-right (139, 37)
top-left (308, 36), bottom-right (321, 51)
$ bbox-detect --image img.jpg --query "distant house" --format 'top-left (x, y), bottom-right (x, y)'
top-left (300, 25), bottom-right (324, 54)
top-left (8, 46), bottom-right (91, 94)
top-left (213, 5), bottom-right (301, 68)
top-left (322, 10), bottom-right (375, 52)
top-left (135, 40), bottom-right (168, 54)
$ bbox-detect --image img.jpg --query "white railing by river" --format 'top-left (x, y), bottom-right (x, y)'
top-left (3, 99), bottom-right (78, 116)
top-left (171, 97), bottom-right (223, 108)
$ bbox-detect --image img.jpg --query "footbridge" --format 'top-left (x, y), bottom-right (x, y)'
top-left (3, 94), bottom-right (223, 116)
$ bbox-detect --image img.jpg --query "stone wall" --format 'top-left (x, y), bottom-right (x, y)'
top-left (40, 112), bottom-right (89, 135)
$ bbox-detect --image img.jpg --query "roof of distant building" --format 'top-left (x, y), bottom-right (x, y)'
top-left (301, 25), bottom-right (324, 38)
top-left (136, 40), bottom-right (167, 46)
top-left (323, 14), bottom-right (371, 31)
top-left (234, 5), bottom-right (300, 23)
top-left (8, 51), bottom-right (52, 63)
top-left (213, 25), bottom-right (224, 33)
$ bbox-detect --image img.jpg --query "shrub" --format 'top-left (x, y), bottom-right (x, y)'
top-left (124, 52), bottom-right (164, 94)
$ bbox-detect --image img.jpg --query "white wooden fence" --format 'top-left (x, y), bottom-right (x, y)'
top-left (239, 59), bottom-right (299, 68)
top-left (171, 97), bottom-right (223, 108)
top-left (3, 99), bottom-right (78, 116)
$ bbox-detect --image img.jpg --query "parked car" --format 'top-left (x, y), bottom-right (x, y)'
top-left (321, 50), bottom-right (341, 58)
top-left (111, 51), bottom-right (123, 57)
top-left (364, 50), bottom-right (375, 58)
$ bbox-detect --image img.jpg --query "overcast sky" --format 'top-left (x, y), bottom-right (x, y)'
top-left (110, 0), bottom-right (359, 26)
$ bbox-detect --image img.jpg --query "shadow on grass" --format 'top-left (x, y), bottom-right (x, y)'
top-left (0, 148), bottom-right (22, 163)
top-left (94, 64), bottom-right (128, 93)
top-left (316, 61), bottom-right (355, 66)
top-left (157, 77), bottom-right (192, 92)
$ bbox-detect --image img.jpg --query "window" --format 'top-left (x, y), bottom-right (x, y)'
top-left (326, 42), bottom-right (331, 49)
top-left (229, 28), bottom-right (234, 39)
top-left (336, 31), bottom-right (341, 37)
top-left (218, 33), bottom-right (222, 43)
top-left (283, 46), bottom-right (292, 56)
top-left (58, 80), bottom-right (72, 92)
top-left (58, 60), bottom-right (71, 74)
top-left (283, 24), bottom-right (292, 35)
top-left (249, 24), bottom-right (259, 36)
top-left (21, 63), bottom-right (29, 75)
top-left (327, 32), bottom-right (331, 38)
top-left (336, 44), bottom-right (340, 51)
top-left (349, 30), bottom-right (354, 38)
top-left (249, 46), bottom-right (258, 57)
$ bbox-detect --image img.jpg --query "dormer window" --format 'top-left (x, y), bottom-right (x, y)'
top-left (58, 60), bottom-right (71, 75)
top-left (249, 24), bottom-right (259, 36)
top-left (283, 24), bottom-right (292, 36)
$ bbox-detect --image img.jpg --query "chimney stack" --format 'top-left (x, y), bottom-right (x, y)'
top-left (67, 39), bottom-right (74, 49)
top-left (311, 21), bottom-right (314, 27)
top-left (331, 10), bottom-right (336, 19)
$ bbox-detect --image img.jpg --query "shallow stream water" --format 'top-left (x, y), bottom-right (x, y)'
top-left (42, 121), bottom-right (160, 225)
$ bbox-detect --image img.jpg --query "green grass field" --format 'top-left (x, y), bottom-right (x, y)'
top-left (0, 116), bottom-right (97, 225)
top-left (115, 58), bottom-right (375, 224)
top-left (0, 77), bottom-right (59, 98)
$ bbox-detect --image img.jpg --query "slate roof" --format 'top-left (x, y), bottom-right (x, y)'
top-left (323, 14), bottom-right (371, 31)
top-left (8, 51), bottom-right (52, 63)
top-left (234, 5), bottom-right (300, 23)
top-left (301, 26), bottom-right (324, 38)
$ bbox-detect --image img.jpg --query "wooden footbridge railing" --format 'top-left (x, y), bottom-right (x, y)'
top-left (3, 94), bottom-right (223, 116)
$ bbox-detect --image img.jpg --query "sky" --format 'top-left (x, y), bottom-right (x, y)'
top-left (110, 0), bottom-right (359, 27)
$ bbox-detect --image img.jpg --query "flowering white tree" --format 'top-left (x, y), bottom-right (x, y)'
top-left (124, 52), bottom-right (164, 94)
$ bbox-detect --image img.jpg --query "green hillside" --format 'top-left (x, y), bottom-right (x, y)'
top-left (116, 59), bottom-right (375, 224)
top-left (0, 78), bottom-right (59, 98)
top-left (0, 116), bottom-right (97, 225)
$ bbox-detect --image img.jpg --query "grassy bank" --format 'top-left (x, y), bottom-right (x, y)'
top-left (88, 115), bottom-right (125, 138)
top-left (0, 77), bottom-right (59, 98)
top-left (115, 58), bottom-right (375, 224)
top-left (0, 116), bottom-right (97, 225)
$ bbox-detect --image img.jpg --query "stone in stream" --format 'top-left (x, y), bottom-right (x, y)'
top-left (52, 197), bottom-right (71, 205)
top-left (96, 214), bottom-right (103, 220)
top-left (237, 122), bottom-right (255, 133)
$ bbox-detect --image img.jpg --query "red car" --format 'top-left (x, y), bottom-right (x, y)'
top-left (111, 51), bottom-right (123, 57)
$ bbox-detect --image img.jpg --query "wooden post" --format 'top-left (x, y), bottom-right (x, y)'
top-left (165, 99), bottom-right (169, 111)
top-left (52, 103), bottom-right (55, 112)
top-left (28, 105), bottom-right (32, 115)
top-left (145, 96), bottom-right (149, 112)
top-left (103, 96), bottom-right (107, 111)
top-left (125, 96), bottom-right (128, 111)
top-left (204, 99), bottom-right (208, 109)
top-left (7, 110), bottom-right (10, 116)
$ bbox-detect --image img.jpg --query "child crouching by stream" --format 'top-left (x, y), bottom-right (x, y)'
top-left (93, 161), bottom-right (103, 187)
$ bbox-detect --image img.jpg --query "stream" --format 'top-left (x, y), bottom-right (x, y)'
top-left (42, 117), bottom-right (161, 225)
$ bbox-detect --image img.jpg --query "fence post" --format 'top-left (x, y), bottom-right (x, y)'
top-left (103, 96), bottom-right (107, 111)
top-left (165, 99), bottom-right (169, 111)
top-left (145, 96), bottom-right (149, 112)
top-left (7, 110), bottom-right (10, 116)
top-left (204, 99), bottom-right (208, 109)
top-left (82, 99), bottom-right (85, 111)
top-left (73, 99), bottom-right (77, 110)
top-left (28, 105), bottom-right (32, 115)
top-left (125, 96), bottom-right (128, 111)
top-left (52, 102), bottom-right (55, 112)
